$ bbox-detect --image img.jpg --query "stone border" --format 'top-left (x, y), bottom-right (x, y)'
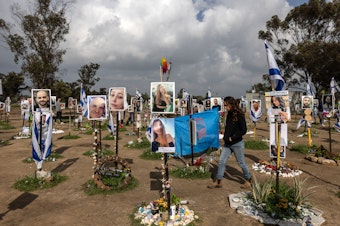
top-left (305, 154), bottom-right (340, 166)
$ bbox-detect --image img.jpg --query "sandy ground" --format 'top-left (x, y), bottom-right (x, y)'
top-left (0, 107), bottom-right (339, 226)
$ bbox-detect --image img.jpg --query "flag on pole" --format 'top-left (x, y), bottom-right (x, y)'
top-left (296, 117), bottom-right (310, 129)
top-left (331, 77), bottom-right (340, 95)
top-left (80, 84), bottom-right (88, 117)
top-left (182, 89), bottom-right (189, 101)
top-left (306, 76), bottom-right (315, 97)
top-left (265, 41), bottom-right (285, 91)
top-left (136, 89), bottom-right (142, 100)
top-left (207, 89), bottom-right (211, 99)
top-left (32, 112), bottom-right (53, 170)
top-left (107, 111), bottom-right (115, 134)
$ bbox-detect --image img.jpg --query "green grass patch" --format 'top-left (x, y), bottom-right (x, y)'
top-left (125, 137), bottom-right (150, 149)
top-left (245, 140), bottom-right (268, 150)
top-left (140, 149), bottom-right (163, 160)
top-left (83, 176), bottom-right (138, 195)
top-left (103, 134), bottom-right (116, 140)
top-left (13, 173), bottom-right (67, 192)
top-left (0, 121), bottom-right (15, 130)
top-left (290, 144), bottom-right (310, 154)
top-left (22, 153), bottom-right (63, 163)
top-left (170, 166), bottom-right (211, 179)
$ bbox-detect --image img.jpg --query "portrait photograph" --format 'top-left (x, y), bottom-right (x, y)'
top-left (269, 123), bottom-right (287, 159)
top-left (21, 100), bottom-right (30, 113)
top-left (150, 118), bottom-right (175, 153)
top-left (265, 91), bottom-right (291, 123)
top-left (72, 99), bottom-right (77, 109)
top-left (68, 97), bottom-right (74, 109)
top-left (211, 97), bottom-right (222, 112)
top-left (31, 89), bottom-right (52, 112)
top-left (87, 95), bottom-right (107, 120)
top-left (322, 94), bottom-right (333, 112)
top-left (60, 102), bottom-right (66, 110)
top-left (150, 82), bottom-right (175, 114)
top-left (77, 104), bottom-right (83, 114)
top-left (108, 87), bottom-right (127, 111)
top-left (270, 145), bottom-right (286, 159)
top-left (301, 95), bottom-right (313, 109)
top-left (0, 102), bottom-right (5, 111)
top-left (313, 98), bottom-right (319, 107)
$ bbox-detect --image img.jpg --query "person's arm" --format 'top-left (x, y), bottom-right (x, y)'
top-left (230, 115), bottom-right (247, 141)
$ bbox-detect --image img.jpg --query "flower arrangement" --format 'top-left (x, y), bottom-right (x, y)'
top-left (252, 160), bottom-right (302, 177)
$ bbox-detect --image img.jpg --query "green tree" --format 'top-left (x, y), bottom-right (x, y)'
top-left (0, 0), bottom-right (71, 89)
top-left (77, 62), bottom-right (100, 94)
top-left (258, 0), bottom-right (340, 96)
top-left (0, 72), bottom-right (27, 101)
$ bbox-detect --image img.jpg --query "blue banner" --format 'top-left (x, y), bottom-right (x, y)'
top-left (175, 109), bottom-right (220, 156)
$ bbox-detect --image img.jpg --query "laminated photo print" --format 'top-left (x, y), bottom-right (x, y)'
top-left (210, 97), bottom-right (222, 112)
top-left (269, 123), bottom-right (288, 158)
top-left (265, 91), bottom-right (291, 123)
top-left (150, 82), bottom-right (175, 114)
top-left (150, 118), bottom-right (175, 153)
top-left (322, 94), bottom-right (333, 112)
top-left (108, 87), bottom-right (127, 111)
top-left (31, 89), bottom-right (52, 112)
top-left (301, 95), bottom-right (313, 109)
top-left (68, 97), bottom-right (74, 109)
top-left (60, 102), bottom-right (66, 110)
top-left (87, 95), bottom-right (107, 120)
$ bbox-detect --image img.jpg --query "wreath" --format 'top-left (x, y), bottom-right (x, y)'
top-left (93, 155), bottom-right (131, 190)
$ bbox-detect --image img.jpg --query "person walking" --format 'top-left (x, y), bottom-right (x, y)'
top-left (208, 96), bottom-right (252, 189)
top-left (55, 98), bottom-right (63, 123)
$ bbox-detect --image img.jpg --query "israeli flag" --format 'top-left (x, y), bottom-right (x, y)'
top-left (250, 107), bottom-right (262, 123)
top-left (265, 41), bottom-right (285, 91)
top-left (296, 117), bottom-right (310, 129)
top-left (80, 84), bottom-right (88, 117)
top-left (32, 112), bottom-right (53, 170)
top-left (107, 112), bottom-right (115, 134)
top-left (331, 77), bottom-right (340, 95)
top-left (306, 76), bottom-right (316, 97)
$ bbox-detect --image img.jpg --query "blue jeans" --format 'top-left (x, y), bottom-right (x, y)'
top-left (217, 140), bottom-right (251, 181)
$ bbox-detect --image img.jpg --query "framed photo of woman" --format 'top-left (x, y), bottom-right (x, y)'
top-left (150, 82), bottom-right (175, 114)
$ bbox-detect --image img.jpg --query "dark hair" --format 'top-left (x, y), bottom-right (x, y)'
top-left (224, 96), bottom-right (244, 122)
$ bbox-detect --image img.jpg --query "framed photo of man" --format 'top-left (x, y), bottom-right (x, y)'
top-left (108, 87), bottom-right (127, 111)
top-left (31, 89), bottom-right (52, 112)
top-left (211, 97), bottom-right (222, 112)
top-left (301, 95), bottom-right (313, 109)
top-left (150, 82), bottom-right (175, 114)
top-left (72, 99), bottom-right (77, 109)
top-left (68, 97), bottom-right (74, 109)
top-left (60, 102), bottom-right (66, 110)
top-left (87, 95), bottom-right (107, 120)
top-left (77, 104), bottom-right (83, 114)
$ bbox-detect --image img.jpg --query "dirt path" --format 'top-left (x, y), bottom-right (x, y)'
top-left (0, 107), bottom-right (339, 226)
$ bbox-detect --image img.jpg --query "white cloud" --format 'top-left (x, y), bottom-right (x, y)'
top-left (0, 0), bottom-right (301, 98)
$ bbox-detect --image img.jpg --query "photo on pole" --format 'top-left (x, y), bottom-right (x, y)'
top-left (150, 82), bottom-right (175, 114)
top-left (87, 95), bottom-right (107, 120)
top-left (265, 91), bottom-right (291, 123)
top-left (269, 123), bottom-right (287, 159)
top-left (301, 95), bottom-right (313, 109)
top-left (150, 118), bottom-right (175, 153)
top-left (31, 89), bottom-right (52, 112)
top-left (108, 87), bottom-right (127, 112)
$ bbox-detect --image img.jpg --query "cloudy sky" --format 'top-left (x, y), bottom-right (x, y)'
top-left (0, 0), bottom-right (308, 98)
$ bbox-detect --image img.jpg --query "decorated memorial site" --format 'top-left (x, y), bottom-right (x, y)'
top-left (1, 0), bottom-right (340, 225)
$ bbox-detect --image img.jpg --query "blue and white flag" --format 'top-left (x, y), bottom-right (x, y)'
top-left (80, 84), bottom-right (88, 117)
top-left (107, 111), bottom-right (115, 134)
top-left (207, 89), bottom-right (211, 99)
top-left (250, 107), bottom-right (262, 123)
top-left (296, 117), bottom-right (310, 129)
top-left (331, 77), bottom-right (340, 95)
top-left (32, 112), bottom-right (53, 170)
top-left (136, 89), bottom-right (142, 100)
top-left (334, 122), bottom-right (340, 132)
top-left (306, 76), bottom-right (315, 97)
top-left (182, 89), bottom-right (189, 101)
top-left (265, 41), bottom-right (285, 91)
